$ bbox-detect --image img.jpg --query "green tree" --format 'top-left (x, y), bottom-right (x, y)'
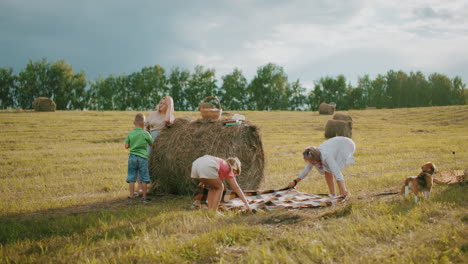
top-left (185, 65), bottom-right (217, 111)
top-left (126, 65), bottom-right (167, 110)
top-left (371, 74), bottom-right (387, 108)
top-left (168, 67), bottom-right (190, 110)
top-left (429, 73), bottom-right (452, 106)
top-left (346, 87), bottom-right (366, 109)
top-left (49, 60), bottom-right (86, 109)
top-left (311, 75), bottom-right (347, 110)
top-left (220, 68), bottom-right (248, 110)
top-left (16, 59), bottom-right (48, 109)
top-left (288, 80), bottom-right (307, 110)
top-left (248, 63), bottom-right (289, 110)
top-left (16, 59), bottom-right (86, 109)
top-left (0, 67), bottom-right (16, 109)
top-left (356, 75), bottom-right (372, 107)
top-left (406, 71), bottom-right (429, 107)
top-left (452, 76), bottom-right (466, 105)
top-left (385, 70), bottom-right (408, 108)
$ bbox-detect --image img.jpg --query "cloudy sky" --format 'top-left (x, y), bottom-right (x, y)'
top-left (1, 0), bottom-right (468, 88)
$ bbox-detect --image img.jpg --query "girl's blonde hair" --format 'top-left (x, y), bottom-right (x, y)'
top-left (303, 146), bottom-right (321, 161)
top-left (226, 157), bottom-right (241, 175)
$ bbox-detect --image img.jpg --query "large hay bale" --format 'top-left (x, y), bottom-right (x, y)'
top-left (333, 113), bottom-right (352, 122)
top-left (149, 118), bottom-right (265, 195)
top-left (32, 97), bottom-right (56, 112)
top-left (324, 119), bottom-right (352, 139)
top-left (318, 103), bottom-right (335, 115)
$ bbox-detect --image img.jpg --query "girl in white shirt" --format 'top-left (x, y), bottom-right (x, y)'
top-left (288, 136), bottom-right (356, 197)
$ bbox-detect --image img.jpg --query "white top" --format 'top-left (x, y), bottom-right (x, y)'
top-left (297, 137), bottom-right (355, 182)
top-left (145, 96), bottom-right (175, 132)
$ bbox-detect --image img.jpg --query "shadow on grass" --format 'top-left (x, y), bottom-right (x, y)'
top-left (0, 194), bottom-right (192, 245)
top-left (386, 183), bottom-right (467, 215)
top-left (431, 183), bottom-right (467, 206)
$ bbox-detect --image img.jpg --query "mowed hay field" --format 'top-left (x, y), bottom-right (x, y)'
top-left (0, 106), bottom-right (467, 263)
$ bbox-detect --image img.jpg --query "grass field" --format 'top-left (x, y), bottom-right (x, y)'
top-left (0, 106), bottom-right (467, 263)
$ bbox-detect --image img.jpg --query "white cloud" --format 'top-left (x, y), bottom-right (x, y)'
top-left (1, 0), bottom-right (468, 85)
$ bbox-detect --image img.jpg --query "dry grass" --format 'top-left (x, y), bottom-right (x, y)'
top-left (0, 106), bottom-right (467, 263)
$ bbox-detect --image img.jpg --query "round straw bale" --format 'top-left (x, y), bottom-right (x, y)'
top-left (333, 113), bottom-right (352, 122)
top-left (32, 97), bottom-right (56, 112)
top-left (324, 119), bottom-right (352, 139)
top-left (149, 118), bottom-right (265, 195)
top-left (318, 103), bottom-right (335, 115)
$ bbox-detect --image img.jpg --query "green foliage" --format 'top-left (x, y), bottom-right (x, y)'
top-left (220, 68), bottom-right (249, 110)
top-left (13, 58), bottom-right (86, 110)
top-left (248, 63), bottom-right (290, 110)
top-left (185, 65), bottom-right (217, 110)
top-left (2, 59), bottom-right (467, 111)
top-left (0, 67), bottom-right (16, 109)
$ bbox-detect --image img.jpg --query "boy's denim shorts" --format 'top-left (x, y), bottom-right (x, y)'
top-left (127, 154), bottom-right (151, 183)
top-left (147, 130), bottom-right (160, 154)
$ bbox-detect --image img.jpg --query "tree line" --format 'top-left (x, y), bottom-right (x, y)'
top-left (0, 58), bottom-right (466, 111)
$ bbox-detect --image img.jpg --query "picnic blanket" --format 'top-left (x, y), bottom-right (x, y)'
top-left (433, 170), bottom-right (467, 185)
top-left (192, 187), bottom-right (345, 212)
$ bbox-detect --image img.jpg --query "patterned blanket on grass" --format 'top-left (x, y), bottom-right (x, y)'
top-left (192, 187), bottom-right (345, 212)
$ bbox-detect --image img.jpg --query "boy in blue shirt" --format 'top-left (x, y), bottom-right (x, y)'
top-left (125, 113), bottom-right (154, 203)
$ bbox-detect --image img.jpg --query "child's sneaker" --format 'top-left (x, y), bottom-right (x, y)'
top-left (127, 197), bottom-right (136, 202)
top-left (142, 198), bottom-right (151, 204)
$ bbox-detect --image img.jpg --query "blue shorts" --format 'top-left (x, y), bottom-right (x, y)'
top-left (127, 154), bottom-right (150, 183)
top-left (147, 130), bottom-right (160, 154)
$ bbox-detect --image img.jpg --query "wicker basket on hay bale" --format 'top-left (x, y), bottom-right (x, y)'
top-left (32, 97), bottom-right (56, 112)
top-left (318, 103), bottom-right (335, 115)
top-left (324, 119), bottom-right (352, 139)
top-left (199, 96), bottom-right (222, 121)
top-left (333, 113), bottom-right (352, 122)
top-left (149, 118), bottom-right (265, 195)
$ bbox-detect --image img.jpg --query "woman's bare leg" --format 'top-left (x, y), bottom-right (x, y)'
top-left (199, 178), bottom-right (224, 211)
top-left (324, 172), bottom-right (335, 195)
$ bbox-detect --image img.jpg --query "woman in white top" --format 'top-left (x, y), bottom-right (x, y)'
top-left (145, 95), bottom-right (175, 153)
top-left (287, 136), bottom-right (356, 197)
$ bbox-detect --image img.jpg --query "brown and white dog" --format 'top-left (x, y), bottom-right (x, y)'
top-left (400, 162), bottom-right (437, 202)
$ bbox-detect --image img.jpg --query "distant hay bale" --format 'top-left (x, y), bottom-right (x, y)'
top-left (324, 120), bottom-right (352, 139)
top-left (333, 113), bottom-right (353, 122)
top-left (149, 118), bottom-right (265, 195)
top-left (318, 103), bottom-right (335, 115)
top-left (32, 97), bottom-right (56, 112)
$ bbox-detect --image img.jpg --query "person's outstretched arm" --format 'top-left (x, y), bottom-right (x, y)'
top-left (226, 177), bottom-right (252, 212)
top-left (288, 163), bottom-right (313, 188)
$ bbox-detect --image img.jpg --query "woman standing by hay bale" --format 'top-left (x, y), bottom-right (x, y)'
top-left (318, 103), bottom-right (335, 115)
top-left (333, 113), bottom-right (352, 122)
top-left (324, 120), bottom-right (352, 139)
top-left (32, 97), bottom-right (56, 112)
top-left (149, 119), bottom-right (265, 195)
